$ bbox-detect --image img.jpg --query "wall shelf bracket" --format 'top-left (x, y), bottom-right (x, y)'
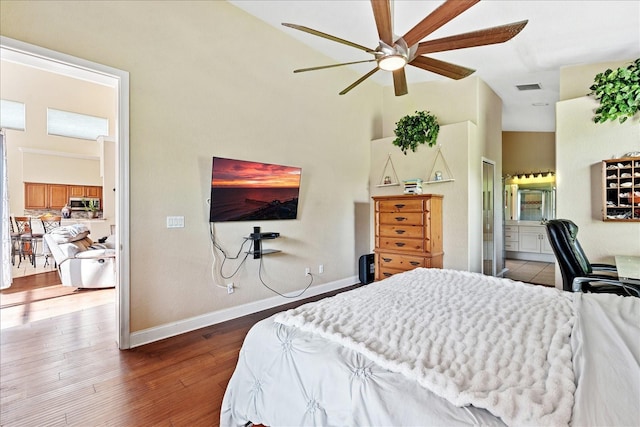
top-left (376, 153), bottom-right (400, 187)
top-left (425, 145), bottom-right (455, 184)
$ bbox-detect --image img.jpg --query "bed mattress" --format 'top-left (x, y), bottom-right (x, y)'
top-left (221, 268), bottom-right (639, 426)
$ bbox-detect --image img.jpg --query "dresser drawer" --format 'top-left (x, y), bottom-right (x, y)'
top-left (377, 198), bottom-right (424, 212)
top-left (377, 253), bottom-right (425, 270)
top-left (504, 225), bottom-right (518, 233)
top-left (377, 266), bottom-right (405, 280)
top-left (375, 257), bottom-right (440, 280)
top-left (378, 224), bottom-right (424, 239)
top-left (377, 236), bottom-right (424, 252)
top-left (378, 212), bottom-right (424, 226)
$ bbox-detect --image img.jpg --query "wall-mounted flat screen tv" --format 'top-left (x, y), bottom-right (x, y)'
top-left (209, 157), bottom-right (302, 222)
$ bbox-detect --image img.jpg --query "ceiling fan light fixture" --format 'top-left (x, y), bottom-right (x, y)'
top-left (378, 54), bottom-right (407, 71)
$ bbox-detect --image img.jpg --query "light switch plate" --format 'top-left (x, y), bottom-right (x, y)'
top-left (166, 216), bottom-right (185, 228)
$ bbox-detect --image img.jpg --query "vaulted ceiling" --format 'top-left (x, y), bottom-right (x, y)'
top-left (229, 0), bottom-right (640, 132)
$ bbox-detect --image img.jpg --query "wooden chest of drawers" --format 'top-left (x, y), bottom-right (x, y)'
top-left (373, 194), bottom-right (443, 280)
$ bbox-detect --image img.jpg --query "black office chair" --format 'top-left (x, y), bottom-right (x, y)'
top-left (554, 219), bottom-right (618, 275)
top-left (545, 219), bottom-right (639, 297)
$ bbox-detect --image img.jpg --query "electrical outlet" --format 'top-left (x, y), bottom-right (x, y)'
top-left (227, 283), bottom-right (234, 294)
top-left (305, 267), bottom-right (310, 276)
top-left (319, 264), bottom-right (324, 274)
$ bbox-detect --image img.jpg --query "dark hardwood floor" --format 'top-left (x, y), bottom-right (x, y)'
top-left (0, 272), bottom-right (359, 426)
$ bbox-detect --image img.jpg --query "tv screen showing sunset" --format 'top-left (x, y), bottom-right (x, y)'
top-left (209, 157), bottom-right (301, 222)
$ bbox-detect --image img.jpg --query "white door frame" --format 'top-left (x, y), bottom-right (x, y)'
top-left (481, 157), bottom-right (497, 276)
top-left (1, 36), bottom-right (131, 349)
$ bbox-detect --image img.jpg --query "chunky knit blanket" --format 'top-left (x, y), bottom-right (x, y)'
top-left (275, 268), bottom-right (577, 426)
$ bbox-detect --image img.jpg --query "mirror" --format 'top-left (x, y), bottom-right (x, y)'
top-left (504, 178), bottom-right (556, 222)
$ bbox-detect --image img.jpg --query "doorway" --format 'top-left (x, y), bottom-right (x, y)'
top-left (482, 159), bottom-right (496, 276)
top-left (0, 36), bottom-right (130, 348)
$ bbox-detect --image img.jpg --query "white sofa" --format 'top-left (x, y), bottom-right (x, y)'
top-left (43, 224), bottom-right (116, 288)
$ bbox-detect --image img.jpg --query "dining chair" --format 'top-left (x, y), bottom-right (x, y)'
top-left (9, 217), bottom-right (21, 266)
top-left (13, 216), bottom-right (33, 267)
top-left (41, 215), bottom-right (62, 267)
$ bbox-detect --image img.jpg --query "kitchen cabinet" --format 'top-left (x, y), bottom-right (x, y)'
top-left (602, 156), bottom-right (640, 221)
top-left (24, 183), bottom-right (48, 209)
top-left (69, 185), bottom-right (102, 199)
top-left (48, 185), bottom-right (69, 209)
top-left (373, 194), bottom-right (443, 280)
top-left (24, 182), bottom-right (69, 210)
top-left (24, 182), bottom-right (102, 210)
top-left (84, 186), bottom-right (102, 199)
top-left (69, 186), bottom-right (85, 198)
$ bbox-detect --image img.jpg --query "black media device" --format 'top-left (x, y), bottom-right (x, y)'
top-left (250, 226), bottom-right (280, 259)
top-left (359, 254), bottom-right (375, 284)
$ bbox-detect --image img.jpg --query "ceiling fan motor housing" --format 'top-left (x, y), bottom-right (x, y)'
top-left (376, 38), bottom-right (414, 71)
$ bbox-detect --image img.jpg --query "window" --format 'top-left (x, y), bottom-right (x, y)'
top-left (0, 99), bottom-right (26, 131)
top-left (47, 108), bottom-right (108, 140)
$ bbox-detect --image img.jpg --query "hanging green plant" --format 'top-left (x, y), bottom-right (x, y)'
top-left (393, 110), bottom-right (440, 155)
top-left (589, 58), bottom-right (640, 124)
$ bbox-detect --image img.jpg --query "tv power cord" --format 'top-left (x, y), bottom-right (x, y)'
top-left (258, 255), bottom-right (314, 298)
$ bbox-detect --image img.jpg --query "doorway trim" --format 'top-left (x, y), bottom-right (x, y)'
top-left (1, 36), bottom-right (131, 348)
top-left (481, 157), bottom-right (497, 277)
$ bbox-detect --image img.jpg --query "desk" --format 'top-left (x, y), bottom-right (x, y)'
top-left (615, 255), bottom-right (640, 286)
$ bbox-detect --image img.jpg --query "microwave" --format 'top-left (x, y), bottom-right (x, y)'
top-left (69, 197), bottom-right (100, 211)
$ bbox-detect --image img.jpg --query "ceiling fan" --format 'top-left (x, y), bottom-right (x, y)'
top-left (282, 0), bottom-right (528, 96)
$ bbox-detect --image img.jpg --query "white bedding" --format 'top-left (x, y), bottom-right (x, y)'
top-left (220, 268), bottom-right (640, 426)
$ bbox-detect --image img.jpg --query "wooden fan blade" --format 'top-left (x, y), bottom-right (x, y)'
top-left (339, 67), bottom-right (379, 95)
top-left (402, 0), bottom-right (480, 47)
top-left (393, 69), bottom-right (408, 96)
top-left (282, 23), bottom-right (376, 54)
top-left (409, 56), bottom-right (475, 80)
top-left (294, 59), bottom-right (377, 73)
top-left (416, 20), bottom-right (528, 55)
top-left (371, 0), bottom-right (393, 45)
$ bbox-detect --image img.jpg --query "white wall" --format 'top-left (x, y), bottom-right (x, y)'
top-left (1, 1), bottom-right (509, 342)
top-left (0, 0), bottom-right (382, 333)
top-left (370, 121), bottom-right (476, 271)
top-left (1, 60), bottom-right (115, 214)
top-left (376, 77), bottom-right (503, 274)
top-left (556, 60), bottom-right (640, 273)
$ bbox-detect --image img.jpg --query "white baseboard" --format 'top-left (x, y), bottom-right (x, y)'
top-left (129, 275), bottom-right (359, 348)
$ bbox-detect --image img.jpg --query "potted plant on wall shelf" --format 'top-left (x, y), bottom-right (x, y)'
top-left (393, 110), bottom-right (440, 155)
top-left (589, 58), bottom-right (640, 124)
top-left (83, 198), bottom-right (99, 218)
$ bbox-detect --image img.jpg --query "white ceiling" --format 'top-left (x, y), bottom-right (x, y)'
top-left (229, 0), bottom-right (640, 132)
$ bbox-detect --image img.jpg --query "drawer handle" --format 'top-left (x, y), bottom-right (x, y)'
top-left (383, 272), bottom-right (392, 277)
top-left (395, 242), bottom-right (406, 247)
top-left (409, 261), bottom-right (420, 266)
top-left (395, 217), bottom-right (407, 222)
top-left (394, 230), bottom-right (405, 234)
top-left (382, 257), bottom-right (392, 262)
top-left (394, 204), bottom-right (405, 209)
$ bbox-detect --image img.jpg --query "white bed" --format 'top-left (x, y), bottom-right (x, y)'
top-left (220, 268), bottom-right (639, 426)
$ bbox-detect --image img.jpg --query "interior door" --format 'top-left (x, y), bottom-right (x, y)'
top-left (482, 160), bottom-right (495, 276)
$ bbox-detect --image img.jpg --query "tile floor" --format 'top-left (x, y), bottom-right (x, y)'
top-left (10, 254), bottom-right (57, 278)
top-left (504, 259), bottom-right (556, 287)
